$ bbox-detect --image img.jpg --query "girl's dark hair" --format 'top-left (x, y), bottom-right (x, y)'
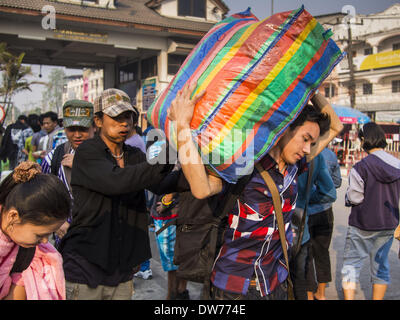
top-left (289, 104), bottom-right (331, 136)
top-left (358, 122), bottom-right (387, 151)
top-left (0, 172), bottom-right (71, 226)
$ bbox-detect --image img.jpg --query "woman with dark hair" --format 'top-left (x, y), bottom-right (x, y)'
top-left (0, 161), bottom-right (71, 300)
top-left (342, 122), bottom-right (400, 300)
top-left (357, 122), bottom-right (387, 151)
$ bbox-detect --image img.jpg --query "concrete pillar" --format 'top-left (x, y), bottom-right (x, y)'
top-left (157, 50), bottom-right (169, 93)
top-left (103, 63), bottom-right (116, 89)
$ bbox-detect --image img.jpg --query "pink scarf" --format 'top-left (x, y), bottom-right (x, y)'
top-left (0, 230), bottom-right (19, 299)
top-left (0, 229), bottom-right (65, 300)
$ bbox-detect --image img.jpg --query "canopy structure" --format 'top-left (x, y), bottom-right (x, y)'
top-left (332, 105), bottom-right (371, 124)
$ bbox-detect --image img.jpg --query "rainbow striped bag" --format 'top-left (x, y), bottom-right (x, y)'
top-left (148, 6), bottom-right (345, 183)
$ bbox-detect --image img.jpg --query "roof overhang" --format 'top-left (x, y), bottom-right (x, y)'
top-left (0, 5), bottom-right (207, 37)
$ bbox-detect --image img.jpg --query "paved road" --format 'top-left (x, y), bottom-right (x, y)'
top-left (132, 229), bottom-right (203, 300)
top-left (133, 170), bottom-right (400, 300)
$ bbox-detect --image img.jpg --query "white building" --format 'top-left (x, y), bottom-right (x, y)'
top-left (62, 69), bottom-right (104, 107)
top-left (319, 4), bottom-right (400, 122)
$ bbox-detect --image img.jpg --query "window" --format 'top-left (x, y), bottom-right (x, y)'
top-left (393, 43), bottom-right (400, 51)
top-left (168, 54), bottom-right (187, 75)
top-left (363, 83), bottom-right (373, 95)
top-left (141, 57), bottom-right (157, 79)
top-left (393, 80), bottom-right (400, 93)
top-left (324, 86), bottom-right (335, 97)
top-left (119, 62), bottom-right (138, 84)
top-left (178, 0), bottom-right (206, 18)
top-left (364, 47), bottom-right (373, 55)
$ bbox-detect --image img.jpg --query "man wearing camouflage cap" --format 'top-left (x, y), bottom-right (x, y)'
top-left (41, 99), bottom-right (95, 246)
top-left (59, 89), bottom-right (173, 300)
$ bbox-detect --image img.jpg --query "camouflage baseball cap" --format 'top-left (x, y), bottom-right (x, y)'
top-left (94, 88), bottom-right (135, 117)
top-left (63, 100), bottom-right (93, 128)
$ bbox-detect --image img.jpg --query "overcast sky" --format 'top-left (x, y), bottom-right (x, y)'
top-left (12, 0), bottom-right (399, 112)
top-left (12, 65), bottom-right (82, 113)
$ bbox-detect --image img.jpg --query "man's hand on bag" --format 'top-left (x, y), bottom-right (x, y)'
top-left (167, 81), bottom-right (205, 129)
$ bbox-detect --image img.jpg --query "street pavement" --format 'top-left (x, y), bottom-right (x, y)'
top-left (132, 229), bottom-right (202, 300)
top-left (132, 169), bottom-right (400, 300)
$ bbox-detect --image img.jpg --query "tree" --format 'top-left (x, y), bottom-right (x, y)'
top-left (42, 68), bottom-right (66, 115)
top-left (0, 42), bottom-right (45, 125)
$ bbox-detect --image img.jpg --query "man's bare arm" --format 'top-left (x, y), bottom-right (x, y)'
top-left (168, 83), bottom-right (223, 199)
top-left (308, 92), bottom-right (344, 161)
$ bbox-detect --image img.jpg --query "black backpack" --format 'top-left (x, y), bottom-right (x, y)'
top-left (158, 173), bottom-right (252, 299)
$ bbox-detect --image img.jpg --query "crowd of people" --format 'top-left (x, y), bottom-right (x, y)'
top-left (0, 83), bottom-right (399, 301)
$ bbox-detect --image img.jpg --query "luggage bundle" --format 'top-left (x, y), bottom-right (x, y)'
top-left (148, 6), bottom-right (344, 183)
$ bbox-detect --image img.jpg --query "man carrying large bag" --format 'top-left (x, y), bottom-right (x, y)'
top-left (167, 82), bottom-right (343, 300)
top-left (150, 6), bottom-right (345, 300)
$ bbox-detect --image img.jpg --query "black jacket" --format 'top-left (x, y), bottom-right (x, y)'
top-left (59, 135), bottom-right (172, 282)
top-left (0, 120), bottom-right (27, 161)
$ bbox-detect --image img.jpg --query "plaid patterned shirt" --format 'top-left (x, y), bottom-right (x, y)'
top-left (41, 144), bottom-right (74, 247)
top-left (211, 154), bottom-right (308, 297)
top-left (41, 145), bottom-right (74, 195)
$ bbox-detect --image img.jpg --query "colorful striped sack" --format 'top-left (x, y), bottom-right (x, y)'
top-left (148, 6), bottom-right (345, 183)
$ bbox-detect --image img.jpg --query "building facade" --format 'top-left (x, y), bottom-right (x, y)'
top-left (62, 69), bottom-right (103, 106)
top-left (318, 4), bottom-right (400, 122)
top-left (0, 0), bottom-right (229, 125)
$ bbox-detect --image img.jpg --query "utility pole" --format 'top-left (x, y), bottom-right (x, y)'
top-left (324, 11), bottom-right (362, 110)
top-left (347, 20), bottom-right (356, 108)
top-left (271, 0), bottom-right (274, 15)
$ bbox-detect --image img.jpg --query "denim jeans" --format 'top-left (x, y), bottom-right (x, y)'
top-left (341, 225), bottom-right (394, 285)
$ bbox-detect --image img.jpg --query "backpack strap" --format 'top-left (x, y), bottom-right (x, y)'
top-left (10, 246), bottom-right (36, 274)
top-left (255, 162), bottom-right (295, 300)
top-left (293, 159), bottom-right (315, 257)
top-left (155, 218), bottom-right (176, 236)
top-left (62, 142), bottom-right (73, 190)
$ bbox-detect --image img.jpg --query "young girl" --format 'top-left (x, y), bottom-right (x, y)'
top-left (0, 161), bottom-right (71, 300)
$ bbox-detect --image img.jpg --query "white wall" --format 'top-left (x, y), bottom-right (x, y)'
top-left (158, 0), bottom-right (224, 22)
top-left (321, 4), bottom-right (400, 111)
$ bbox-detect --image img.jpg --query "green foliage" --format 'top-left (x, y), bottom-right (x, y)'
top-left (0, 42), bottom-right (45, 125)
top-left (42, 68), bottom-right (66, 116)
